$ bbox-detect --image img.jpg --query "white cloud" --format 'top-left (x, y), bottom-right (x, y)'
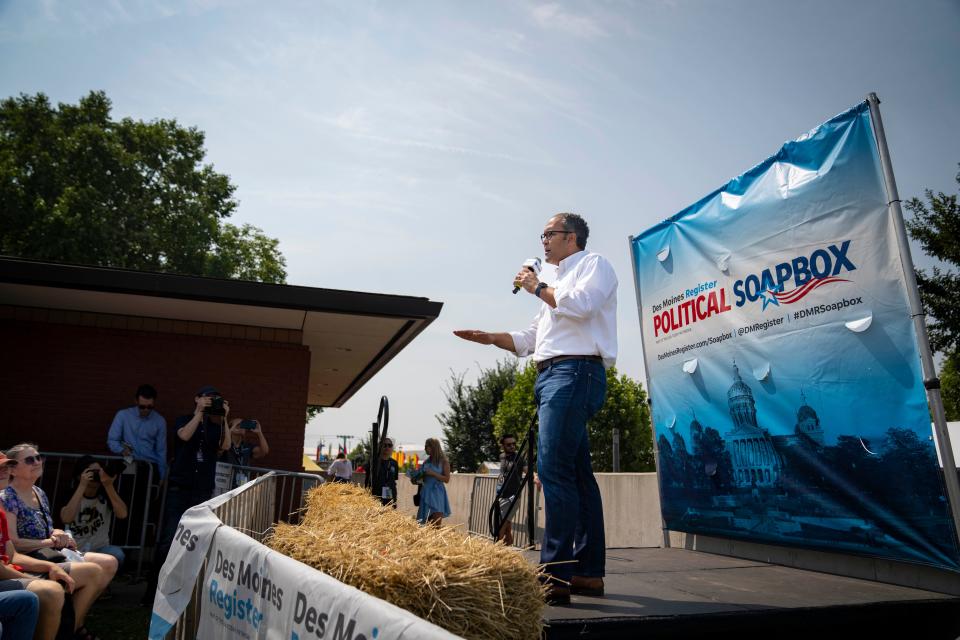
top-left (530, 3), bottom-right (608, 39)
top-left (325, 107), bottom-right (371, 134)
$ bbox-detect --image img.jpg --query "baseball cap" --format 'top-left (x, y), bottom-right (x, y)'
top-left (0, 453), bottom-right (17, 467)
top-left (196, 385), bottom-right (220, 397)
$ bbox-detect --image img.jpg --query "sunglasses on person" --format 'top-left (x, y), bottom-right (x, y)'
top-left (21, 454), bottom-right (44, 465)
top-left (138, 404), bottom-right (155, 411)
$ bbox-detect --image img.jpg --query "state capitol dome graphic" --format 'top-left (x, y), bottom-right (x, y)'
top-left (724, 362), bottom-right (782, 487)
top-left (795, 390), bottom-right (825, 446)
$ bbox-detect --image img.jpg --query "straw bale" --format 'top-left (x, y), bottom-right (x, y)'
top-left (266, 483), bottom-right (545, 640)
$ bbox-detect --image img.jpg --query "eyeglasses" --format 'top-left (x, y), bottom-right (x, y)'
top-left (383, 443), bottom-right (393, 449)
top-left (22, 455), bottom-right (43, 465)
top-left (540, 230), bottom-right (572, 242)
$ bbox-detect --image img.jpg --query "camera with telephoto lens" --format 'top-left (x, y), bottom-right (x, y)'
top-left (204, 396), bottom-right (226, 416)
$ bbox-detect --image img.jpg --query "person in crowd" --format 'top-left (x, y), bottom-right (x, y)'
top-left (145, 385), bottom-right (230, 606)
top-left (1, 450), bottom-right (106, 640)
top-left (221, 418), bottom-right (270, 468)
top-left (1, 444), bottom-right (117, 587)
top-left (371, 439), bottom-right (399, 507)
top-left (454, 212), bottom-right (616, 604)
top-left (496, 433), bottom-right (527, 546)
top-left (326, 452), bottom-right (353, 484)
top-left (416, 438), bottom-right (451, 526)
top-left (106, 384), bottom-right (167, 481)
top-left (59, 457), bottom-right (128, 570)
top-left (106, 384), bottom-right (166, 559)
top-left (0, 587), bottom-right (39, 640)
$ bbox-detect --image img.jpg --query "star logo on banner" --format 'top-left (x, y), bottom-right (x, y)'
top-left (758, 284), bottom-right (782, 311)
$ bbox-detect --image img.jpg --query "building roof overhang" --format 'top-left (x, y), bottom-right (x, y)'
top-left (0, 257), bottom-right (443, 407)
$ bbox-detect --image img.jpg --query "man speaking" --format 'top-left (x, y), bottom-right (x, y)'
top-left (454, 212), bottom-right (617, 604)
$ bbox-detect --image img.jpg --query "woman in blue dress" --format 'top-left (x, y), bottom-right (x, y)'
top-left (416, 438), bottom-right (451, 526)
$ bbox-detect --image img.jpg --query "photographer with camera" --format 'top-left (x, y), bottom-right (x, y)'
top-left (222, 418), bottom-right (269, 469)
top-left (60, 456), bottom-right (128, 569)
top-left (143, 385), bottom-right (229, 606)
top-left (222, 418), bottom-right (269, 488)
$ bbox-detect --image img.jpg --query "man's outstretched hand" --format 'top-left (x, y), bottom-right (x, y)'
top-left (453, 330), bottom-right (494, 345)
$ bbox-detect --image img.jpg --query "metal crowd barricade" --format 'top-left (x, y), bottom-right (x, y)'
top-left (217, 463), bottom-right (323, 527)
top-left (169, 471), bottom-right (322, 639)
top-left (36, 452), bottom-right (161, 579)
top-left (467, 475), bottom-right (540, 549)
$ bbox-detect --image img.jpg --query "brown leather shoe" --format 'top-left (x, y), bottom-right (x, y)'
top-left (544, 583), bottom-right (571, 606)
top-left (570, 576), bottom-right (604, 596)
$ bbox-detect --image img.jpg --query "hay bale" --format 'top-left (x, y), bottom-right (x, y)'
top-left (266, 483), bottom-right (545, 640)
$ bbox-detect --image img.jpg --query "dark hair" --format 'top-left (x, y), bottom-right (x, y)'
top-left (555, 212), bottom-right (589, 250)
top-left (499, 433), bottom-right (517, 444)
top-left (71, 455), bottom-right (107, 498)
top-left (336, 452), bottom-right (346, 459)
top-left (136, 384), bottom-right (157, 400)
top-left (73, 455), bottom-right (99, 482)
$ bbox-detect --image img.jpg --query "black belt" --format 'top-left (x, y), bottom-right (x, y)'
top-left (536, 355), bottom-right (603, 373)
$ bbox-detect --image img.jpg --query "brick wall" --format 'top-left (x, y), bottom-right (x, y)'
top-left (0, 306), bottom-right (310, 473)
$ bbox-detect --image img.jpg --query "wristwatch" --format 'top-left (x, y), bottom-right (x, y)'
top-left (534, 282), bottom-right (548, 298)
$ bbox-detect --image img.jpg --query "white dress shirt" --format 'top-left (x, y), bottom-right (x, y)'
top-left (509, 250), bottom-right (618, 368)
top-left (327, 458), bottom-right (354, 480)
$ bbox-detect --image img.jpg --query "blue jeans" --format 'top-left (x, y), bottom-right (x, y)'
top-left (535, 358), bottom-right (607, 581)
top-left (0, 585), bottom-right (39, 640)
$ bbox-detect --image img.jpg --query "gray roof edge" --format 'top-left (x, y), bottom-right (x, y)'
top-left (0, 256), bottom-right (443, 320)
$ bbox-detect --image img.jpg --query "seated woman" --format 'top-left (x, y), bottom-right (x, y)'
top-left (60, 456), bottom-right (128, 569)
top-left (3, 445), bottom-right (121, 589)
top-left (1, 449), bottom-right (105, 640)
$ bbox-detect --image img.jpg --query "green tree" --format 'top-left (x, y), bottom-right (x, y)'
top-left (492, 364), bottom-right (655, 472)
top-left (208, 222), bottom-right (287, 283)
top-left (0, 90), bottom-right (286, 282)
top-left (905, 165), bottom-right (960, 353)
top-left (939, 350), bottom-right (960, 421)
top-left (587, 369), bottom-right (654, 472)
top-left (348, 442), bottom-right (367, 466)
top-left (306, 405), bottom-right (324, 423)
top-left (491, 361), bottom-right (539, 442)
top-left (437, 359), bottom-right (519, 472)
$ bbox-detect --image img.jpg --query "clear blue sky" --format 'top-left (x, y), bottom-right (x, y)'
top-left (2, 0), bottom-right (958, 451)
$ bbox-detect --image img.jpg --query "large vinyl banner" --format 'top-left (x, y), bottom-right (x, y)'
top-left (631, 102), bottom-right (960, 571)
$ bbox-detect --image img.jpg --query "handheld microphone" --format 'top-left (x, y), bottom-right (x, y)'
top-left (512, 257), bottom-right (542, 294)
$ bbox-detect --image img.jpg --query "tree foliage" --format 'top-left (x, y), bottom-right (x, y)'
top-left (492, 363), bottom-right (655, 473)
top-left (588, 369), bottom-right (655, 472)
top-left (0, 91), bottom-right (286, 282)
top-left (491, 361), bottom-right (539, 443)
top-left (306, 405), bottom-right (324, 424)
top-left (939, 350), bottom-right (960, 421)
top-left (348, 442), bottom-right (367, 466)
top-left (905, 165), bottom-right (960, 353)
top-left (437, 359), bottom-right (519, 472)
